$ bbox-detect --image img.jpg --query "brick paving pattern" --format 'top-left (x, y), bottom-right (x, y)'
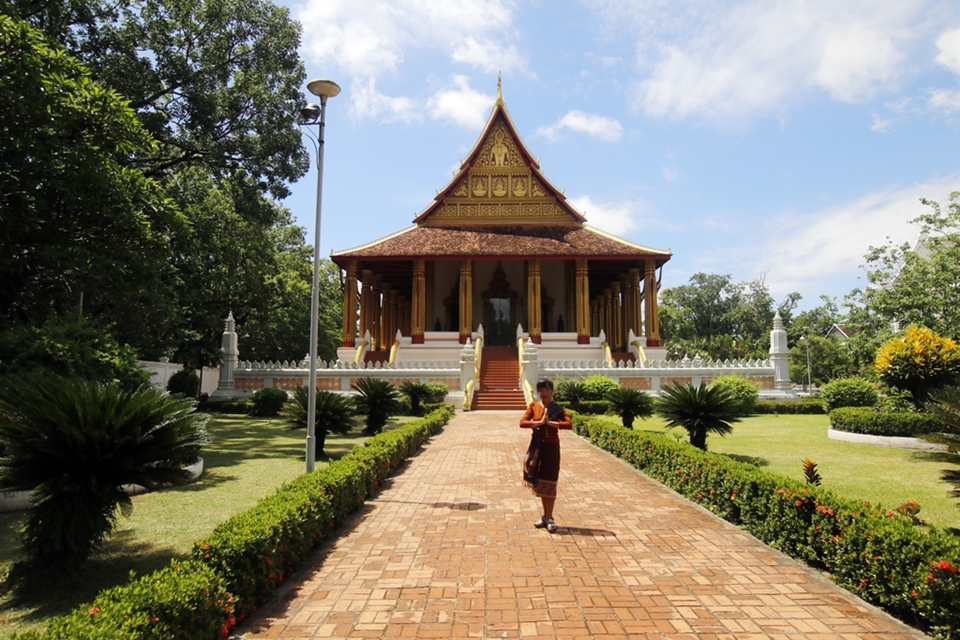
top-left (239, 411), bottom-right (926, 639)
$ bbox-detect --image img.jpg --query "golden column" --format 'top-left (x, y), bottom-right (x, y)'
top-left (371, 276), bottom-right (382, 350)
top-left (412, 260), bottom-right (426, 344)
top-left (458, 260), bottom-right (473, 344)
top-left (527, 259), bottom-right (542, 344)
top-left (595, 294), bottom-right (605, 338)
top-left (387, 290), bottom-right (399, 350)
top-left (590, 299), bottom-right (599, 337)
top-left (575, 259), bottom-right (591, 344)
top-left (620, 273), bottom-right (633, 344)
top-left (643, 260), bottom-right (661, 347)
top-left (603, 289), bottom-right (613, 344)
top-left (359, 270), bottom-right (373, 343)
top-left (629, 268), bottom-right (642, 342)
top-left (342, 261), bottom-right (358, 347)
top-left (401, 297), bottom-right (411, 337)
top-left (611, 280), bottom-right (623, 351)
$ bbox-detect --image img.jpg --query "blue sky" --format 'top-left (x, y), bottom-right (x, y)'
top-left (279, 0), bottom-right (960, 311)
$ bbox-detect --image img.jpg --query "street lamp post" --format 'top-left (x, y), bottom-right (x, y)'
top-left (301, 78), bottom-right (340, 473)
top-left (801, 334), bottom-right (812, 393)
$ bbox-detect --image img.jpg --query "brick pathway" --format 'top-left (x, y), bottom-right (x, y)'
top-left (239, 411), bottom-right (926, 639)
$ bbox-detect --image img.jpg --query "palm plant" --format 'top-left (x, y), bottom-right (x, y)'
top-left (352, 378), bottom-right (400, 434)
top-left (0, 376), bottom-right (210, 572)
top-left (556, 379), bottom-right (589, 412)
top-left (604, 386), bottom-right (654, 429)
top-left (655, 382), bottom-right (741, 450)
top-left (282, 386), bottom-right (356, 457)
top-left (399, 381), bottom-right (431, 416)
top-left (924, 386), bottom-right (960, 506)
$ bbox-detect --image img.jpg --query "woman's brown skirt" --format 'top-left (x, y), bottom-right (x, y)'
top-left (531, 442), bottom-right (560, 499)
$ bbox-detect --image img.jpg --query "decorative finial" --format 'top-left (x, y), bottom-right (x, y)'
top-left (496, 72), bottom-right (503, 106)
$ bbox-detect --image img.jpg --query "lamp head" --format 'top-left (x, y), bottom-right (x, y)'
top-left (307, 78), bottom-right (341, 99)
top-left (300, 103), bottom-right (321, 123)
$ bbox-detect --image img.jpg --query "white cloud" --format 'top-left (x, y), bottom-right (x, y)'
top-left (294, 0), bottom-right (524, 121)
top-left (751, 175), bottom-right (960, 296)
top-left (452, 38), bottom-right (524, 74)
top-left (351, 78), bottom-right (421, 123)
top-left (935, 27), bottom-right (960, 75)
top-left (871, 114), bottom-right (894, 132)
top-left (534, 111), bottom-right (624, 142)
top-left (427, 75), bottom-right (494, 128)
top-left (583, 0), bottom-right (948, 122)
top-left (929, 89), bottom-right (960, 113)
top-left (567, 195), bottom-right (643, 233)
top-left (662, 167), bottom-right (680, 181)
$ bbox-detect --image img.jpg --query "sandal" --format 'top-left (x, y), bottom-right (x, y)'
top-left (534, 515), bottom-right (548, 528)
top-left (545, 517), bottom-right (558, 533)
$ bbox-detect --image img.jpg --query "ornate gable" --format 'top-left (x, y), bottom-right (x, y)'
top-left (414, 95), bottom-right (586, 226)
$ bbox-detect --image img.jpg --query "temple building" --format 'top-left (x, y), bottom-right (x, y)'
top-left (330, 84), bottom-right (671, 371)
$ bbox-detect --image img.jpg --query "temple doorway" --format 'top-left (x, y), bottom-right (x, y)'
top-left (482, 262), bottom-right (518, 347)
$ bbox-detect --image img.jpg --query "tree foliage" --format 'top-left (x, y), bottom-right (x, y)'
top-left (0, 14), bottom-right (179, 327)
top-left (857, 192), bottom-right (960, 340)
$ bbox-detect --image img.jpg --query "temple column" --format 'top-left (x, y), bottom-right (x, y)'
top-left (401, 297), bottom-right (411, 337)
top-left (575, 259), bottom-right (590, 344)
top-left (388, 290), bottom-right (399, 349)
top-left (380, 283), bottom-right (393, 351)
top-left (603, 289), bottom-right (613, 344)
top-left (629, 268), bottom-right (642, 342)
top-left (611, 280), bottom-right (622, 351)
top-left (342, 262), bottom-right (358, 347)
top-left (595, 295), bottom-right (605, 338)
top-left (459, 260), bottom-right (473, 344)
top-left (620, 274), bottom-right (632, 345)
top-left (644, 260), bottom-right (661, 347)
top-left (527, 259), bottom-right (542, 344)
top-left (371, 277), bottom-right (382, 350)
top-left (590, 299), bottom-right (599, 337)
top-left (358, 270), bottom-right (372, 342)
top-left (412, 260), bottom-right (426, 343)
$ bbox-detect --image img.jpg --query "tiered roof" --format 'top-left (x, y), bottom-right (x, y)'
top-left (331, 83), bottom-right (671, 265)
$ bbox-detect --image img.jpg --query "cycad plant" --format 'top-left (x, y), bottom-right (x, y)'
top-left (556, 379), bottom-right (589, 412)
top-left (399, 381), bottom-right (431, 416)
top-left (656, 382), bottom-right (741, 450)
top-left (604, 386), bottom-right (654, 429)
top-left (282, 386), bottom-right (356, 457)
top-left (0, 376), bottom-right (210, 572)
top-left (924, 386), bottom-right (960, 506)
top-left (352, 378), bottom-right (400, 434)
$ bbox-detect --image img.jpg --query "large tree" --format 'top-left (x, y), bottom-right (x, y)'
top-left (659, 272), bottom-right (799, 359)
top-left (856, 192), bottom-right (960, 339)
top-left (0, 13), bottom-right (180, 328)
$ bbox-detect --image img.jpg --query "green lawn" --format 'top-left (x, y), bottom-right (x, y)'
top-left (605, 413), bottom-right (960, 530)
top-left (0, 413), bottom-right (417, 638)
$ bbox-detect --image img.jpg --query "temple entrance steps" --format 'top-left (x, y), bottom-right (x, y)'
top-left (472, 346), bottom-right (527, 411)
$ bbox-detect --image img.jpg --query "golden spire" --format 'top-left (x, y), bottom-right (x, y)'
top-left (496, 72), bottom-right (503, 106)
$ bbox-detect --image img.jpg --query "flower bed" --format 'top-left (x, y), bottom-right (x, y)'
top-left (14, 405), bottom-right (455, 640)
top-left (829, 407), bottom-right (947, 437)
top-left (572, 413), bottom-right (960, 639)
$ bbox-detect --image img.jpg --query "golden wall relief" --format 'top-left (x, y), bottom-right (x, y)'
top-left (475, 124), bottom-right (526, 168)
top-left (431, 202), bottom-right (570, 221)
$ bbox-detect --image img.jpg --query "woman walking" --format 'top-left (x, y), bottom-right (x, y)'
top-left (520, 379), bottom-right (571, 533)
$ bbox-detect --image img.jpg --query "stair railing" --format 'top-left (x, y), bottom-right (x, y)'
top-left (353, 331), bottom-right (371, 365)
top-left (388, 329), bottom-right (401, 365)
top-left (474, 334), bottom-right (483, 380)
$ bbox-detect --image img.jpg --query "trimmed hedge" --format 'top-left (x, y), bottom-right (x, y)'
top-left (576, 400), bottom-right (607, 415)
top-left (754, 399), bottom-right (826, 414)
top-left (13, 560), bottom-right (235, 640)
top-left (16, 405), bottom-right (456, 639)
top-left (572, 414), bottom-right (960, 638)
top-left (829, 407), bottom-right (946, 437)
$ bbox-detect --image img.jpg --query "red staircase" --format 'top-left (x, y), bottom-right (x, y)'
top-left (471, 346), bottom-right (528, 411)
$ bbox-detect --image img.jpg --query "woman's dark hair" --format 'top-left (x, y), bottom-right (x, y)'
top-left (536, 379), bottom-right (553, 391)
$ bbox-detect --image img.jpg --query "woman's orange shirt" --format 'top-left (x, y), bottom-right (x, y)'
top-left (519, 403), bottom-right (572, 444)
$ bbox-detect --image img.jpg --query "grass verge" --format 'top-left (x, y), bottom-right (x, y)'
top-left (603, 413), bottom-right (960, 530)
